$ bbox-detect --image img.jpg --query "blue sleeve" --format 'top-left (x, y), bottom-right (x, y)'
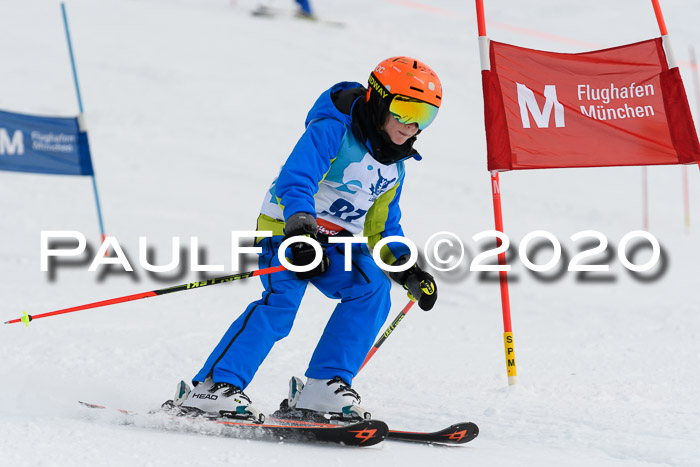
top-left (275, 118), bottom-right (345, 220)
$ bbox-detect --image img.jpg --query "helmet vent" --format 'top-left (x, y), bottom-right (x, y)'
top-left (409, 86), bottom-right (424, 93)
top-left (413, 60), bottom-right (418, 69)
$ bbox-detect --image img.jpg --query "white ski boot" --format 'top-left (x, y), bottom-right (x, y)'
top-left (172, 379), bottom-right (265, 423)
top-left (292, 376), bottom-right (371, 421)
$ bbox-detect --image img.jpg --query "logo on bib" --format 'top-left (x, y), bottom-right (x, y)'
top-left (369, 168), bottom-right (397, 202)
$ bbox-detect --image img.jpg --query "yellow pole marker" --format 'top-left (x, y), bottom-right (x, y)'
top-left (504, 332), bottom-right (517, 385)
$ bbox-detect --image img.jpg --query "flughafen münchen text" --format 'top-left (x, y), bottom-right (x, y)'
top-left (578, 82), bottom-right (655, 121)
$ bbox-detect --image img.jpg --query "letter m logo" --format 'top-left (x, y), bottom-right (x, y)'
top-left (0, 128), bottom-right (24, 155)
top-left (516, 83), bottom-right (565, 129)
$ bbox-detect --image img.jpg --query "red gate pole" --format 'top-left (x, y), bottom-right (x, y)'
top-left (686, 45), bottom-right (700, 231)
top-left (653, 1), bottom-right (697, 227)
top-left (491, 172), bottom-right (518, 385)
top-left (650, 0), bottom-right (668, 35)
top-left (476, 0), bottom-right (518, 385)
top-left (652, 0), bottom-right (700, 173)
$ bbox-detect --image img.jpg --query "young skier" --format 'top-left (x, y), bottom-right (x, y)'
top-left (253, 0), bottom-right (314, 19)
top-left (176, 56), bottom-right (442, 422)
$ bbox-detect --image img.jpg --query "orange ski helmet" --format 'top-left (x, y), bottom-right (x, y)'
top-left (367, 56), bottom-right (442, 130)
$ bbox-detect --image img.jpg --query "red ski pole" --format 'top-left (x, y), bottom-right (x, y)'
top-left (359, 300), bottom-right (415, 371)
top-left (5, 265), bottom-right (286, 326)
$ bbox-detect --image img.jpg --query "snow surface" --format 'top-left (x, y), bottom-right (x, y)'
top-left (1, 0), bottom-right (699, 465)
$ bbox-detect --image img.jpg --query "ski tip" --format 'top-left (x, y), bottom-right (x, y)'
top-left (388, 421), bottom-right (479, 445)
top-left (441, 422), bottom-right (479, 444)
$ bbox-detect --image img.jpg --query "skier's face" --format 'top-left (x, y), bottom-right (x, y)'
top-left (382, 113), bottom-right (419, 145)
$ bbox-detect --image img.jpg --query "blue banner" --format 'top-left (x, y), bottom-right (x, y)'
top-left (0, 109), bottom-right (94, 176)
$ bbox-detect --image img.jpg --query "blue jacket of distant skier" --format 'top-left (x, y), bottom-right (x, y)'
top-left (259, 81), bottom-right (417, 264)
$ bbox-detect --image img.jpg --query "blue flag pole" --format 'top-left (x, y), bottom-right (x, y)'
top-left (61, 2), bottom-right (106, 243)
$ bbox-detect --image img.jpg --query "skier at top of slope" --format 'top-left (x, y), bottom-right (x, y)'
top-left (176, 56), bottom-right (442, 422)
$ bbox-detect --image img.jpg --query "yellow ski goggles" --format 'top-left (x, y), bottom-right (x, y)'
top-left (388, 95), bottom-right (439, 130)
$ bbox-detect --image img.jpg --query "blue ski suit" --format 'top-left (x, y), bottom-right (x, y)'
top-left (194, 82), bottom-right (418, 389)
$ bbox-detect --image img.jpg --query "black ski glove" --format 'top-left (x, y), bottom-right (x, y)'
top-left (388, 255), bottom-right (438, 311)
top-left (283, 212), bottom-right (329, 280)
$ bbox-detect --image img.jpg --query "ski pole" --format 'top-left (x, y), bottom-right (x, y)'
top-left (4, 265), bottom-right (286, 327)
top-left (359, 300), bottom-right (415, 371)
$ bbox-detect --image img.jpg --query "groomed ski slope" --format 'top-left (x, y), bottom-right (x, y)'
top-left (1, 0), bottom-right (699, 465)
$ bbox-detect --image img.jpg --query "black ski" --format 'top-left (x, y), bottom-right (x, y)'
top-left (268, 415), bottom-right (479, 446)
top-left (78, 401), bottom-right (387, 446)
top-left (271, 403), bottom-right (479, 446)
top-left (79, 401), bottom-right (478, 446)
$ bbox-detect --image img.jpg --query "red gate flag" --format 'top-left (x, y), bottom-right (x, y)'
top-left (482, 38), bottom-right (700, 171)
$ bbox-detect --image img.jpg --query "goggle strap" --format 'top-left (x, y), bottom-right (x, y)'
top-left (368, 72), bottom-right (394, 106)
